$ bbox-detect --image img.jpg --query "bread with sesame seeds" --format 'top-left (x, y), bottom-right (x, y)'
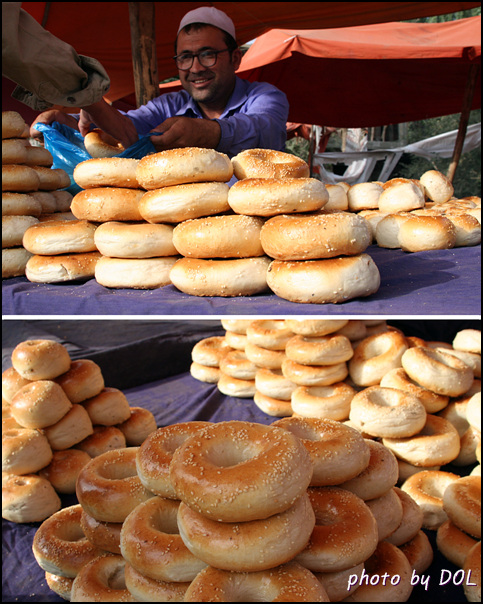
top-left (169, 420), bottom-right (313, 522)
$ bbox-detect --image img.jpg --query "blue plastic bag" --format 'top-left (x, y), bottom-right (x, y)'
top-left (33, 122), bottom-right (156, 193)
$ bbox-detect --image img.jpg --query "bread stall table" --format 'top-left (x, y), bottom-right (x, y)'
top-left (2, 320), bottom-right (480, 602)
top-left (2, 244), bottom-right (481, 316)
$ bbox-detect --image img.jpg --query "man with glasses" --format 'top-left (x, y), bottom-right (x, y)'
top-left (31, 7), bottom-right (289, 158)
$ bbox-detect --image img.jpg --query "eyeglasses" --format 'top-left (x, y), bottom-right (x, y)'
top-left (173, 48), bottom-right (230, 70)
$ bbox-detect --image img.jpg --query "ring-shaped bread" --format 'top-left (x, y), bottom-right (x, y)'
top-left (349, 385), bottom-right (427, 438)
top-left (12, 339), bottom-right (71, 380)
top-left (282, 358), bottom-right (348, 387)
top-left (342, 541), bottom-right (413, 602)
top-left (228, 178), bottom-right (328, 217)
top-left (285, 333), bottom-right (354, 365)
top-left (246, 320), bottom-right (294, 351)
top-left (177, 493), bottom-right (315, 572)
top-left (184, 561), bottom-right (330, 602)
top-left (401, 470), bottom-right (460, 530)
top-left (139, 181), bottom-right (230, 224)
top-left (442, 475), bottom-right (481, 538)
top-left (260, 212), bottom-right (371, 260)
top-left (136, 147), bottom-right (233, 189)
top-left (73, 157), bottom-right (140, 189)
top-left (170, 256), bottom-right (271, 297)
top-left (169, 420), bottom-right (313, 522)
top-left (71, 188), bottom-right (144, 222)
top-left (380, 367), bottom-right (449, 413)
top-left (231, 148), bottom-right (310, 179)
top-left (338, 439), bottom-right (399, 501)
top-left (382, 414), bottom-right (461, 467)
top-left (349, 330), bottom-right (408, 387)
top-left (272, 417), bottom-right (370, 486)
top-left (84, 129), bottom-right (125, 158)
top-left (76, 447), bottom-right (154, 523)
top-left (124, 562), bottom-right (191, 602)
top-left (136, 422), bottom-right (211, 499)
top-left (290, 382), bottom-right (355, 421)
top-left (266, 254), bottom-right (381, 304)
top-left (295, 487), bottom-right (378, 572)
top-left (172, 214), bottom-right (265, 258)
top-left (120, 496), bottom-right (207, 582)
top-left (94, 221), bottom-right (177, 259)
top-left (32, 504), bottom-right (104, 578)
top-left (70, 554), bottom-right (136, 602)
top-left (191, 337), bottom-right (232, 367)
top-left (463, 541), bottom-right (481, 603)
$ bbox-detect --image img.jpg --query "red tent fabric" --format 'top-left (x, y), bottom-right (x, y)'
top-left (155, 16), bottom-right (482, 127)
top-left (16, 1), bottom-right (481, 104)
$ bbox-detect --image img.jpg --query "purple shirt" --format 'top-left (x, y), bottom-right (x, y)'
top-left (124, 77), bottom-right (289, 157)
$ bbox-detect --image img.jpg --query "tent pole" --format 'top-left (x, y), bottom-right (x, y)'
top-left (128, 2), bottom-right (159, 107)
top-left (446, 63), bottom-right (480, 182)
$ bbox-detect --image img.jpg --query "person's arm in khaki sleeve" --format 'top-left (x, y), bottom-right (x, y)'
top-left (2, 3), bottom-right (110, 116)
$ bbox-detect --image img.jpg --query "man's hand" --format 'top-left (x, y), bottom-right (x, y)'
top-left (78, 99), bottom-right (138, 149)
top-left (30, 110), bottom-right (79, 138)
top-left (150, 116), bottom-right (221, 151)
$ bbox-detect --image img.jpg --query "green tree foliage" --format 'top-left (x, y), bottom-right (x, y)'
top-left (392, 111), bottom-right (481, 198)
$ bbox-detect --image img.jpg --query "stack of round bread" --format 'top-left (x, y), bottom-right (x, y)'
top-left (2, 338), bottom-right (156, 524)
top-left (2, 110), bottom-right (75, 279)
top-left (191, 319), bottom-right (361, 418)
top-left (189, 323), bottom-right (481, 476)
top-left (135, 147), bottom-right (273, 297)
top-left (228, 149), bottom-right (381, 304)
top-left (70, 156), bottom-right (180, 289)
top-left (348, 171), bottom-right (482, 252)
top-left (36, 417), bottom-right (439, 601)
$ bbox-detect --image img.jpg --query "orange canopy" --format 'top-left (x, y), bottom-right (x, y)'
top-left (155, 16), bottom-right (481, 127)
top-left (18, 1), bottom-right (481, 104)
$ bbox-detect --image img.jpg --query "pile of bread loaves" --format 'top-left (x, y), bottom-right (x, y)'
top-left (334, 173), bottom-right (481, 251)
top-left (28, 415), bottom-right (451, 602)
top-left (190, 319), bottom-right (481, 601)
top-left (2, 338), bottom-right (156, 524)
top-left (14, 136), bottom-right (481, 303)
top-left (16, 145), bottom-right (382, 303)
top-left (2, 110), bottom-right (75, 279)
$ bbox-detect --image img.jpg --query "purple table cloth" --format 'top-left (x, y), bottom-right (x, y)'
top-left (2, 245), bottom-right (481, 316)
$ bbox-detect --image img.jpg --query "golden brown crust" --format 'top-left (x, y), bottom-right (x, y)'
top-left (170, 256), bottom-right (270, 297)
top-left (184, 561), bottom-right (330, 602)
top-left (25, 252), bottom-right (101, 283)
top-left (22, 219), bottom-right (98, 255)
top-left (76, 448), bottom-right (154, 523)
top-left (173, 214), bottom-right (265, 258)
top-left (178, 493), bottom-right (315, 572)
top-left (120, 497), bottom-right (207, 582)
top-left (228, 178), bottom-right (328, 216)
top-left (295, 486), bottom-right (378, 572)
top-left (231, 148), bottom-right (310, 179)
top-left (383, 414), bottom-right (461, 467)
top-left (170, 420), bottom-right (313, 522)
top-left (136, 422), bottom-right (211, 499)
top-left (272, 417), bottom-right (370, 486)
top-left (12, 339), bottom-right (71, 380)
top-left (139, 182), bottom-right (230, 223)
top-left (266, 254), bottom-right (380, 304)
top-left (71, 188), bottom-right (144, 222)
top-left (73, 157), bottom-right (139, 188)
top-left (136, 147), bottom-right (233, 189)
top-left (32, 504), bottom-right (104, 578)
top-left (84, 129), bottom-right (125, 158)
